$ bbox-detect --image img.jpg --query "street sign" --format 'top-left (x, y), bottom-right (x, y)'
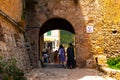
top-left (86, 26), bottom-right (94, 33)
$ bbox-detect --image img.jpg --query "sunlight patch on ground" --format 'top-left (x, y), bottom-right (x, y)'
top-left (77, 76), bottom-right (116, 80)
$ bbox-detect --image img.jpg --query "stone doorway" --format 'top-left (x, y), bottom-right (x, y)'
top-left (25, 0), bottom-right (91, 68)
top-left (39, 17), bottom-right (75, 67)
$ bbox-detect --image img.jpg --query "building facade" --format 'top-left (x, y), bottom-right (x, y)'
top-left (44, 30), bottom-right (60, 52)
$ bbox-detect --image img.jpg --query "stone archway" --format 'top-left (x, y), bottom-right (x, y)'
top-left (25, 0), bottom-right (92, 68)
top-left (39, 17), bottom-right (75, 63)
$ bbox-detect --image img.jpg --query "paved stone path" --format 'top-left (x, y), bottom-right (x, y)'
top-left (25, 63), bottom-right (116, 80)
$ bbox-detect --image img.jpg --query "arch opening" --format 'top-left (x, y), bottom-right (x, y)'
top-left (39, 18), bottom-right (75, 68)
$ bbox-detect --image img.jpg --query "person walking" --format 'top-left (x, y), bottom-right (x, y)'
top-left (67, 43), bottom-right (76, 69)
top-left (43, 50), bottom-right (49, 63)
top-left (58, 44), bottom-right (66, 68)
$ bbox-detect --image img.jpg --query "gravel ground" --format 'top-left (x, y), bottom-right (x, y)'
top-left (25, 63), bottom-right (116, 80)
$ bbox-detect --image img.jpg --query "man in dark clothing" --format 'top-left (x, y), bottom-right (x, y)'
top-left (67, 43), bottom-right (76, 69)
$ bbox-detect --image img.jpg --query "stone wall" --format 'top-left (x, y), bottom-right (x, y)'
top-left (33, 0), bottom-right (120, 67)
top-left (0, 0), bottom-right (30, 71)
top-left (26, 0), bottom-right (93, 67)
top-left (1, 0), bottom-right (120, 70)
top-left (88, 0), bottom-right (120, 57)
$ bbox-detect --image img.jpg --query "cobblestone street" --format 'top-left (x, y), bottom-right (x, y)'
top-left (25, 63), bottom-right (115, 80)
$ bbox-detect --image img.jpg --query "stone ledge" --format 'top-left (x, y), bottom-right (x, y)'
top-left (101, 67), bottom-right (120, 73)
top-left (100, 66), bottom-right (120, 80)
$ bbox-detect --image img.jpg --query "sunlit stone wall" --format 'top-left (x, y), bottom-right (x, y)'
top-left (0, 0), bottom-right (30, 71)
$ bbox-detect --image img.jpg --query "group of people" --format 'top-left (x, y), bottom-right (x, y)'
top-left (58, 43), bottom-right (76, 69)
top-left (42, 43), bottom-right (76, 69)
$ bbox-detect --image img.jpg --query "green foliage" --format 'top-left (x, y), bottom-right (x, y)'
top-left (0, 56), bottom-right (26, 80)
top-left (60, 30), bottom-right (74, 46)
top-left (116, 63), bottom-right (120, 69)
top-left (107, 57), bottom-right (120, 70)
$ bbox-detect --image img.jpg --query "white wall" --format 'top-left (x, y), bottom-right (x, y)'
top-left (44, 30), bottom-right (60, 51)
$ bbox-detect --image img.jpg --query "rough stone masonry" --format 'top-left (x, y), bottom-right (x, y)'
top-left (0, 0), bottom-right (120, 71)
